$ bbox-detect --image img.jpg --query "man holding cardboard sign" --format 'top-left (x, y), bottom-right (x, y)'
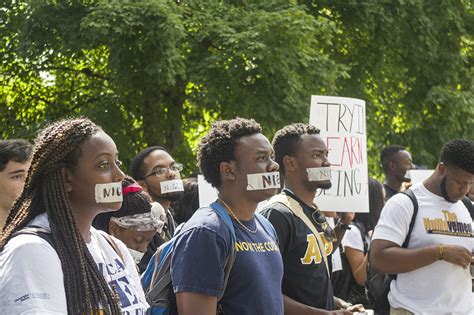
top-left (261, 123), bottom-right (362, 314)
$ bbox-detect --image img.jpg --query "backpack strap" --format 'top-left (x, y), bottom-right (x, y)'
top-left (351, 221), bottom-right (368, 254)
top-left (100, 232), bottom-right (125, 262)
top-left (400, 189), bottom-right (419, 249)
top-left (209, 202), bottom-right (237, 301)
top-left (11, 226), bottom-right (55, 248)
top-left (263, 194), bottom-right (331, 277)
top-left (462, 197), bottom-right (474, 220)
top-left (387, 190), bottom-right (419, 281)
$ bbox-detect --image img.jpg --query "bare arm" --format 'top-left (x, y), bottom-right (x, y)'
top-left (370, 239), bottom-right (472, 274)
top-left (176, 292), bottom-right (217, 315)
top-left (332, 212), bottom-right (354, 251)
top-left (344, 246), bottom-right (368, 286)
top-left (283, 295), bottom-right (351, 315)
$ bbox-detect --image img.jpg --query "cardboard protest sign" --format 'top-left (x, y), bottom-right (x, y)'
top-left (310, 95), bottom-right (369, 212)
top-left (407, 169), bottom-right (434, 184)
top-left (198, 175), bottom-right (217, 207)
top-left (197, 175), bottom-right (269, 210)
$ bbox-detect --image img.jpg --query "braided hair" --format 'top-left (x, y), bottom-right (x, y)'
top-left (0, 118), bottom-right (121, 314)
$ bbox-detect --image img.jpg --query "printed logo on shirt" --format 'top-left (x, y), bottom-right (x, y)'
top-left (235, 241), bottom-right (279, 253)
top-left (423, 210), bottom-right (473, 237)
top-left (300, 233), bottom-right (333, 265)
top-left (14, 293), bottom-right (50, 303)
top-left (97, 258), bottom-right (143, 313)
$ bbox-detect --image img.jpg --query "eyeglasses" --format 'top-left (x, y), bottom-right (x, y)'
top-left (311, 209), bottom-right (336, 242)
top-left (143, 163), bottom-right (183, 179)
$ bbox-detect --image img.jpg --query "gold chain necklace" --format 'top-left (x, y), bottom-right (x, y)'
top-left (218, 199), bottom-right (258, 234)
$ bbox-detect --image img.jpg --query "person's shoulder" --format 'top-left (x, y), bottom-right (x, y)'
top-left (386, 188), bottom-right (417, 207)
top-left (1, 232), bottom-right (59, 267)
top-left (261, 197), bottom-right (294, 217)
top-left (94, 228), bottom-right (128, 252)
top-left (178, 207), bottom-right (231, 239)
top-left (3, 233), bottom-right (55, 252)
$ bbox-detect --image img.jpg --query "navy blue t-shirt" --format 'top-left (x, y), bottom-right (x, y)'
top-left (171, 207), bottom-right (284, 315)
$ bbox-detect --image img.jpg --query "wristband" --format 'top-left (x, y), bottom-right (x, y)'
top-left (438, 243), bottom-right (444, 260)
top-left (336, 220), bottom-right (351, 230)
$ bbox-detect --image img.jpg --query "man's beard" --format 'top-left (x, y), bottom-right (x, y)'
top-left (440, 176), bottom-right (455, 203)
top-left (159, 191), bottom-right (184, 202)
top-left (306, 180), bottom-right (332, 192)
top-left (317, 180), bottom-right (332, 190)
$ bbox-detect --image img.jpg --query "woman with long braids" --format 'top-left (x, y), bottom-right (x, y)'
top-left (0, 118), bottom-right (149, 314)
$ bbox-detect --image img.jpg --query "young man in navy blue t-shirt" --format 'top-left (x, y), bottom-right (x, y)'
top-left (171, 118), bottom-right (284, 315)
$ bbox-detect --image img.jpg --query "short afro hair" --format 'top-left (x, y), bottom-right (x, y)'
top-left (0, 139), bottom-right (32, 172)
top-left (440, 139), bottom-right (474, 174)
top-left (272, 123), bottom-right (320, 175)
top-left (198, 117), bottom-right (262, 188)
top-left (380, 145), bottom-right (406, 173)
top-left (130, 146), bottom-right (168, 180)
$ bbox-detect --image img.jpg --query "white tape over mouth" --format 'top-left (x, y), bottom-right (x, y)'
top-left (95, 182), bottom-right (123, 203)
top-left (246, 172), bottom-right (281, 191)
top-left (307, 167), bottom-right (332, 182)
top-left (160, 179), bottom-right (184, 194)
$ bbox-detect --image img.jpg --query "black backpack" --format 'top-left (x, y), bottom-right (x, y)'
top-left (366, 190), bottom-right (474, 315)
top-left (332, 221), bottom-right (371, 307)
top-left (10, 226), bottom-right (55, 247)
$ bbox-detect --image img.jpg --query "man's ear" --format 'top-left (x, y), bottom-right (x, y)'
top-left (138, 179), bottom-right (148, 193)
top-left (108, 220), bottom-right (119, 236)
top-left (437, 162), bottom-right (447, 175)
top-left (283, 155), bottom-right (296, 172)
top-left (62, 168), bottom-right (73, 193)
top-left (388, 160), bottom-right (397, 172)
top-left (220, 161), bottom-right (236, 182)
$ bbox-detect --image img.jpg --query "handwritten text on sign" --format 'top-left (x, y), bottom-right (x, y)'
top-left (310, 96), bottom-right (369, 213)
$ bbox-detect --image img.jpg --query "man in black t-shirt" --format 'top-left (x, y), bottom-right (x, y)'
top-left (380, 145), bottom-right (415, 200)
top-left (261, 123), bottom-right (362, 314)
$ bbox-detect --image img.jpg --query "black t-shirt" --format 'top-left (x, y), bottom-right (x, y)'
top-left (138, 209), bottom-right (176, 273)
top-left (384, 183), bottom-right (398, 200)
top-left (261, 194), bottom-right (335, 310)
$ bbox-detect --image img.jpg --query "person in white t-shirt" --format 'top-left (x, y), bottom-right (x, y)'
top-left (336, 177), bottom-right (385, 307)
top-left (371, 139), bottom-right (474, 315)
top-left (0, 118), bottom-right (149, 314)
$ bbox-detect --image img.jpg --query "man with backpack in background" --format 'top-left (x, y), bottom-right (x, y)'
top-left (170, 118), bottom-right (284, 315)
top-left (371, 139), bottom-right (474, 314)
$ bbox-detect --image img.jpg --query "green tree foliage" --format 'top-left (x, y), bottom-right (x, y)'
top-left (1, 0), bottom-right (473, 176)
